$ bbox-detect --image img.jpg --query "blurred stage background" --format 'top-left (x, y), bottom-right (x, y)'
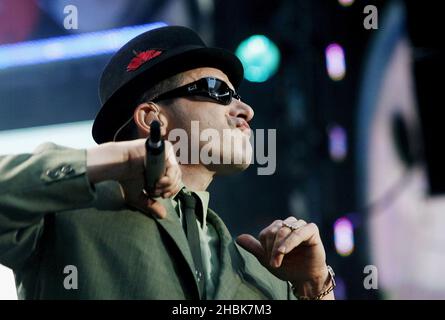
top-left (1, 0), bottom-right (444, 300)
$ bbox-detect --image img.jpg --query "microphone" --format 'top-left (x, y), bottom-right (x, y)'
top-left (144, 120), bottom-right (166, 195)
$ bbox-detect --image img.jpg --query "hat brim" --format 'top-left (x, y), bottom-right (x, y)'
top-left (92, 46), bottom-right (244, 144)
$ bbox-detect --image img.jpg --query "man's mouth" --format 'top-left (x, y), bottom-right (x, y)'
top-left (234, 118), bottom-right (251, 135)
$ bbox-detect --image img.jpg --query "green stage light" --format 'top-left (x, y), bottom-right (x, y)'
top-left (235, 35), bottom-right (280, 83)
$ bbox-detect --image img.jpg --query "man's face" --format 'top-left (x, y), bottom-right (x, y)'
top-left (163, 67), bottom-right (254, 175)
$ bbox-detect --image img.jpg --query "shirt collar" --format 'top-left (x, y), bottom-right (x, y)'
top-left (172, 182), bottom-right (209, 226)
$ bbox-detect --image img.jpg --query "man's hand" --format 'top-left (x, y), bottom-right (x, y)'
top-left (236, 216), bottom-right (334, 299)
top-left (86, 139), bottom-right (181, 219)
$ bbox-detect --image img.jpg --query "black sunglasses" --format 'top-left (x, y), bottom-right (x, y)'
top-left (152, 77), bottom-right (241, 105)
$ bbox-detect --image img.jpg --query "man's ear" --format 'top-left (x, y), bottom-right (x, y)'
top-left (133, 102), bottom-right (168, 138)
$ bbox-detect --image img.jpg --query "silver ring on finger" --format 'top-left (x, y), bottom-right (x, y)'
top-left (281, 221), bottom-right (303, 232)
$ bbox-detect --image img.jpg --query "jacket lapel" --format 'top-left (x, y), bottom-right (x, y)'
top-left (208, 209), bottom-right (285, 300)
top-left (235, 243), bottom-right (283, 299)
top-left (154, 198), bottom-right (201, 298)
top-left (207, 209), bottom-right (245, 299)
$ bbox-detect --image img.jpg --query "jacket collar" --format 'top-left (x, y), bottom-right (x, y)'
top-left (154, 197), bottom-right (202, 299)
top-left (170, 183), bottom-right (210, 228)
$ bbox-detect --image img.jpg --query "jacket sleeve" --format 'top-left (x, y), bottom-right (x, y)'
top-left (0, 142), bottom-right (97, 269)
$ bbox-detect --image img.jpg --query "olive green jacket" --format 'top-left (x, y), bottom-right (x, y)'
top-left (0, 143), bottom-right (294, 300)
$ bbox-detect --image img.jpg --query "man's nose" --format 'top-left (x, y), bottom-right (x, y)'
top-left (229, 100), bottom-right (254, 122)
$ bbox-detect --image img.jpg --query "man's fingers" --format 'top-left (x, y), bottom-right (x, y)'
top-left (236, 234), bottom-right (267, 265)
top-left (271, 218), bottom-right (306, 268)
top-left (136, 192), bottom-right (167, 219)
top-left (156, 168), bottom-right (176, 187)
top-left (165, 141), bottom-right (178, 165)
top-left (153, 141), bottom-right (181, 188)
top-left (258, 220), bottom-right (282, 263)
top-left (164, 171), bottom-right (182, 198)
top-left (147, 199), bottom-right (168, 219)
top-left (270, 227), bottom-right (292, 267)
top-left (278, 223), bottom-right (319, 255)
top-left (156, 170), bottom-right (181, 198)
top-left (258, 217), bottom-right (300, 268)
top-left (154, 161), bottom-right (182, 197)
top-left (159, 164), bottom-right (181, 187)
top-left (156, 161), bottom-right (181, 184)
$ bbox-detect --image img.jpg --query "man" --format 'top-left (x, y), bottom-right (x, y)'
top-left (0, 26), bottom-right (334, 300)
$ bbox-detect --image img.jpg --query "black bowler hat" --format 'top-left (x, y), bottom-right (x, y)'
top-left (92, 25), bottom-right (244, 144)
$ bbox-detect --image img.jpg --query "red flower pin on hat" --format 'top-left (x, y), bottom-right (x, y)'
top-left (126, 49), bottom-right (162, 72)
